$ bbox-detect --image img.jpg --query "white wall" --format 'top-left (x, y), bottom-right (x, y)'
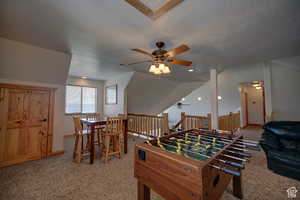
top-left (0, 38), bottom-right (71, 151)
top-left (165, 63), bottom-right (264, 125)
top-left (271, 62), bottom-right (300, 121)
top-left (0, 37), bottom-right (71, 85)
top-left (64, 77), bottom-right (105, 135)
top-left (104, 72), bottom-right (134, 116)
top-left (127, 72), bottom-right (201, 115)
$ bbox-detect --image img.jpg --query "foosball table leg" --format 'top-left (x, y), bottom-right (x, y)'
top-left (233, 166), bottom-right (243, 199)
top-left (138, 181), bottom-right (150, 200)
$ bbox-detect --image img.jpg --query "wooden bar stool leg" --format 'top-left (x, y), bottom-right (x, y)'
top-left (118, 135), bottom-right (122, 158)
top-left (73, 134), bottom-right (79, 159)
top-left (75, 135), bottom-right (82, 163)
top-left (97, 132), bottom-right (101, 149)
top-left (104, 135), bottom-right (110, 163)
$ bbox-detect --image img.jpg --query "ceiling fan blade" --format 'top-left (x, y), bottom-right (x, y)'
top-left (120, 60), bottom-right (153, 66)
top-left (132, 48), bottom-right (153, 57)
top-left (168, 58), bottom-right (192, 66)
top-left (165, 45), bottom-right (190, 57)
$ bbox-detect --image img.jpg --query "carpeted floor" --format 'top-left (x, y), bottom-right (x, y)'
top-left (0, 127), bottom-right (299, 200)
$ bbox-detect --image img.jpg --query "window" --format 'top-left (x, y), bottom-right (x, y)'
top-left (105, 85), bottom-right (117, 104)
top-left (65, 85), bottom-right (97, 114)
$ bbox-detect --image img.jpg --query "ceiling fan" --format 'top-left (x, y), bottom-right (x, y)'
top-left (176, 102), bottom-right (190, 109)
top-left (120, 41), bottom-right (192, 75)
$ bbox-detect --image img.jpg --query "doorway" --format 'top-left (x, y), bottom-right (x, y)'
top-left (240, 82), bottom-right (265, 127)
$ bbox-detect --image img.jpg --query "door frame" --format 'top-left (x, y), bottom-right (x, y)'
top-left (0, 83), bottom-right (56, 159)
top-left (245, 86), bottom-right (265, 126)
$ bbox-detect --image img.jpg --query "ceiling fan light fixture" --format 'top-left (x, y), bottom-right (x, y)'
top-left (158, 63), bottom-right (165, 70)
top-left (162, 66), bottom-right (171, 74)
top-left (149, 64), bottom-right (156, 73)
top-left (153, 67), bottom-right (162, 75)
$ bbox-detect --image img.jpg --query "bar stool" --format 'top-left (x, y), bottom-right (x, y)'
top-left (101, 116), bottom-right (124, 163)
top-left (72, 116), bottom-right (91, 163)
top-left (86, 113), bottom-right (103, 150)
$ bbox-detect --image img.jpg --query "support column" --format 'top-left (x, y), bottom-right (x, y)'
top-left (210, 69), bottom-right (219, 129)
top-left (263, 62), bottom-right (273, 121)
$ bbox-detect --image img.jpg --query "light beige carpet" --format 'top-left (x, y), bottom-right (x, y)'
top-left (0, 127), bottom-right (299, 200)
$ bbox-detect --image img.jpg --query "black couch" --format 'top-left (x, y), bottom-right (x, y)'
top-left (260, 121), bottom-right (300, 181)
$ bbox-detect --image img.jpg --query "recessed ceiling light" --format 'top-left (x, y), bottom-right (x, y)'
top-left (197, 97), bottom-right (202, 101)
top-left (181, 98), bottom-right (185, 101)
top-left (81, 76), bottom-right (88, 79)
top-left (188, 69), bottom-right (194, 72)
top-left (218, 96), bottom-right (222, 100)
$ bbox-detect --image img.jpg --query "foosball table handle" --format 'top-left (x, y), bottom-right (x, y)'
top-left (209, 165), bottom-right (241, 176)
top-left (245, 145), bottom-right (260, 151)
top-left (224, 160), bottom-right (245, 169)
top-left (226, 150), bottom-right (252, 158)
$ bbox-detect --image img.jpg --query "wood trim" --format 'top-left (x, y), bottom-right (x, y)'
top-left (125, 0), bottom-right (153, 18)
top-left (125, 0), bottom-right (184, 20)
top-left (152, 0), bottom-right (184, 20)
top-left (247, 123), bottom-right (262, 127)
top-left (0, 156), bottom-right (41, 168)
top-left (0, 151), bottom-right (63, 168)
top-left (46, 89), bottom-right (55, 158)
top-left (0, 83), bottom-right (57, 91)
top-left (48, 150), bottom-right (65, 157)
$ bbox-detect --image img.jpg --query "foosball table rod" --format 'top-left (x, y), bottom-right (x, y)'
top-left (171, 135), bottom-right (251, 157)
top-left (221, 154), bottom-right (249, 162)
top-left (192, 131), bottom-right (260, 150)
top-left (197, 129), bottom-right (259, 145)
top-left (159, 140), bottom-right (249, 165)
top-left (193, 131), bottom-right (259, 146)
top-left (154, 141), bottom-right (244, 174)
top-left (216, 158), bottom-right (245, 169)
top-left (209, 164), bottom-right (241, 176)
top-left (223, 149), bottom-right (251, 158)
top-left (206, 129), bottom-right (259, 145)
top-left (170, 136), bottom-right (245, 156)
top-left (176, 134), bottom-right (250, 152)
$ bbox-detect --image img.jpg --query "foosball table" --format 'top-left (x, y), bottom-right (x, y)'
top-left (134, 129), bottom-right (260, 200)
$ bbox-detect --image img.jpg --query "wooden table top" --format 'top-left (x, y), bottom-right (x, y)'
top-left (80, 118), bottom-right (128, 125)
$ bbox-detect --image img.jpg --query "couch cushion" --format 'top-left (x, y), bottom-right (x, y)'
top-left (279, 138), bottom-right (300, 152)
top-left (268, 149), bottom-right (300, 168)
top-left (260, 131), bottom-right (282, 150)
top-left (263, 121), bottom-right (300, 140)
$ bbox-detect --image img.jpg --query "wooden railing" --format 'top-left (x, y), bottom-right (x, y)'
top-left (127, 113), bottom-right (169, 137)
top-left (218, 111), bottom-right (240, 131)
top-left (172, 112), bottom-right (211, 131)
top-left (172, 111), bottom-right (241, 132)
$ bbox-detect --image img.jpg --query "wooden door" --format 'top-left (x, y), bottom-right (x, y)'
top-left (23, 90), bottom-right (50, 159)
top-left (0, 86), bottom-right (51, 167)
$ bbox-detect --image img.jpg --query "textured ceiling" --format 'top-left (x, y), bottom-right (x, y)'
top-left (0, 0), bottom-right (300, 81)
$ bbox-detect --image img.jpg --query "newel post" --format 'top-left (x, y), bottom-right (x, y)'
top-left (181, 112), bottom-right (185, 131)
top-left (163, 113), bottom-right (169, 135)
top-left (229, 112), bottom-right (233, 131)
top-left (207, 113), bottom-right (212, 130)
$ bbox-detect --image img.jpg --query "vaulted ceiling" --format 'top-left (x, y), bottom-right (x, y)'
top-left (1, 0), bottom-right (300, 81)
